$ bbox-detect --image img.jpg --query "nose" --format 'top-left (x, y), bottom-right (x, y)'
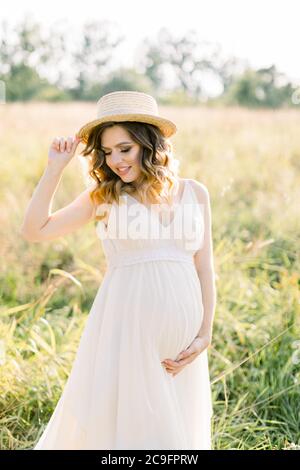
top-left (109, 152), bottom-right (126, 166)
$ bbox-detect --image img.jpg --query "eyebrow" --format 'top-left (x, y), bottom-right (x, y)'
top-left (101, 141), bottom-right (133, 150)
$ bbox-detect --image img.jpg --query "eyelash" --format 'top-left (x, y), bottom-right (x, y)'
top-left (104, 148), bottom-right (131, 156)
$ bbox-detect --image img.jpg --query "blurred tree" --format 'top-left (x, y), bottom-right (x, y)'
top-left (206, 42), bottom-right (249, 93)
top-left (4, 64), bottom-right (47, 101)
top-left (135, 41), bottom-right (165, 92)
top-left (69, 20), bottom-right (124, 100)
top-left (221, 65), bottom-right (296, 108)
top-left (0, 17), bottom-right (68, 101)
top-left (159, 88), bottom-right (199, 106)
top-left (137, 28), bottom-right (227, 102)
top-left (255, 65), bottom-right (295, 108)
top-left (96, 67), bottom-right (154, 97)
top-left (0, 16), bottom-right (297, 107)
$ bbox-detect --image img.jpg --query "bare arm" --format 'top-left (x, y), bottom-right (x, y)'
top-left (20, 135), bottom-right (97, 243)
top-left (191, 179), bottom-right (217, 340)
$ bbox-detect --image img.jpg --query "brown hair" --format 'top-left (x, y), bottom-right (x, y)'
top-left (80, 121), bottom-right (179, 220)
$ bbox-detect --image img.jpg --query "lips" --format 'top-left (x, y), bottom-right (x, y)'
top-left (117, 166), bottom-right (131, 175)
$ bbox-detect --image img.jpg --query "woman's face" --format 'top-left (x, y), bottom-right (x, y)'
top-left (101, 125), bottom-right (142, 182)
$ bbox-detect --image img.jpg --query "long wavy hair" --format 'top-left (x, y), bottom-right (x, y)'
top-left (80, 121), bottom-right (180, 220)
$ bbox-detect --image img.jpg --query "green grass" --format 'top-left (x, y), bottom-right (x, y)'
top-left (0, 102), bottom-right (299, 449)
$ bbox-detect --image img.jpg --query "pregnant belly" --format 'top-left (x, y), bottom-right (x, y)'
top-left (130, 260), bottom-right (204, 362)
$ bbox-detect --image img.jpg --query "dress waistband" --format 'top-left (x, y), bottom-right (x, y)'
top-left (106, 247), bottom-right (195, 268)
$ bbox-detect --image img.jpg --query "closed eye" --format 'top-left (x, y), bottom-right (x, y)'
top-left (104, 148), bottom-right (131, 156)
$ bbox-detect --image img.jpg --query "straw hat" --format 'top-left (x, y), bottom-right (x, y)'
top-left (76, 90), bottom-right (177, 144)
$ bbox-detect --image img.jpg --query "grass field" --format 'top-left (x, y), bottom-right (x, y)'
top-left (0, 102), bottom-right (299, 450)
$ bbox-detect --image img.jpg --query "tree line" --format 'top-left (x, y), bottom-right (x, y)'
top-left (0, 17), bottom-right (298, 108)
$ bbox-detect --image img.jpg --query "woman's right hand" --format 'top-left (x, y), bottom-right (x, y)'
top-left (48, 135), bottom-right (82, 170)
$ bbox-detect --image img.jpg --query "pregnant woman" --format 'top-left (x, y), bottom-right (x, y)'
top-left (21, 90), bottom-right (217, 450)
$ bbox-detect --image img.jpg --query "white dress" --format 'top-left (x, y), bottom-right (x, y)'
top-left (34, 178), bottom-right (213, 450)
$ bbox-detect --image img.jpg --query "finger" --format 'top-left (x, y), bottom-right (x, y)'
top-left (70, 136), bottom-right (79, 151)
top-left (66, 136), bottom-right (73, 153)
top-left (167, 366), bottom-right (182, 375)
top-left (166, 355), bottom-right (194, 368)
top-left (53, 137), bottom-right (60, 151)
top-left (59, 137), bottom-right (66, 152)
top-left (164, 364), bottom-right (176, 371)
top-left (162, 359), bottom-right (177, 367)
top-left (164, 357), bottom-right (189, 366)
top-left (163, 360), bottom-right (182, 370)
top-left (162, 362), bottom-right (177, 372)
top-left (162, 360), bottom-right (174, 369)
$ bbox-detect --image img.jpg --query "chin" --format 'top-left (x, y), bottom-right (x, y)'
top-left (121, 176), bottom-right (136, 183)
top-left (119, 169), bottom-right (138, 182)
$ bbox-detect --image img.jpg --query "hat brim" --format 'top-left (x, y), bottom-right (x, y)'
top-left (76, 113), bottom-right (177, 144)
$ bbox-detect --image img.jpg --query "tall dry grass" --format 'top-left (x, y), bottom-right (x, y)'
top-left (0, 102), bottom-right (299, 449)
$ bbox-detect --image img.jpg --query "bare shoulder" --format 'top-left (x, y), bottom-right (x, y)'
top-left (186, 178), bottom-right (210, 203)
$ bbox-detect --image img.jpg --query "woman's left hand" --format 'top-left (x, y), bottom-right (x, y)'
top-left (161, 332), bottom-right (212, 377)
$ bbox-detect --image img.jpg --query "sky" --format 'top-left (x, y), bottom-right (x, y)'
top-left (1, 0), bottom-right (300, 95)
